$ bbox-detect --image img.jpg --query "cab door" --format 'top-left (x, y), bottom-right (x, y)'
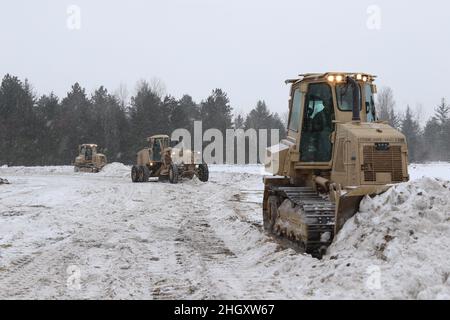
top-left (299, 82), bottom-right (335, 163)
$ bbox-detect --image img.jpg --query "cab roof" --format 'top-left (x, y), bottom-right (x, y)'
top-left (285, 72), bottom-right (377, 85)
top-left (147, 134), bottom-right (170, 141)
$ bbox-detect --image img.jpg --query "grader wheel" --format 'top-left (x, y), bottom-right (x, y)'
top-left (131, 165), bottom-right (139, 183)
top-left (197, 163), bottom-right (209, 182)
top-left (169, 164), bottom-right (179, 184)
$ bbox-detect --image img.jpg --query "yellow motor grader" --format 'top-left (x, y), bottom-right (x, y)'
top-left (74, 144), bottom-right (107, 173)
top-left (131, 135), bottom-right (209, 183)
top-left (264, 72), bottom-right (409, 257)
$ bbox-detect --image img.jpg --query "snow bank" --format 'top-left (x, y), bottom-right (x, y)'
top-left (97, 162), bottom-right (130, 178)
top-left (327, 177), bottom-right (450, 299)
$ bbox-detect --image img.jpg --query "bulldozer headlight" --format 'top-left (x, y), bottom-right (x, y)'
top-left (335, 75), bottom-right (343, 82)
top-left (327, 75), bottom-right (335, 82)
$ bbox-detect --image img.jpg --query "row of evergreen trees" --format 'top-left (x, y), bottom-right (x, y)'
top-left (376, 87), bottom-right (449, 163)
top-left (0, 74), bottom-right (286, 166)
top-left (1, 73), bottom-right (447, 166)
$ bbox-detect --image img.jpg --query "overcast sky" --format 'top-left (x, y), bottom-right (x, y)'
top-left (0, 0), bottom-right (449, 122)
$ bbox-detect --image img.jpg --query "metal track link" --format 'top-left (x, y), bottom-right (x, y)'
top-left (272, 186), bottom-right (336, 257)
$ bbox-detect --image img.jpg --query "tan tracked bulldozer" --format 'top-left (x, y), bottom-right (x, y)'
top-left (263, 72), bottom-right (409, 258)
top-left (74, 144), bottom-right (107, 173)
top-left (131, 135), bottom-right (209, 183)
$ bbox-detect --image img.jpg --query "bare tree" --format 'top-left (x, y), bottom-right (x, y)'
top-left (377, 86), bottom-right (400, 128)
top-left (114, 82), bottom-right (129, 109)
top-left (149, 77), bottom-right (167, 99)
top-left (414, 103), bottom-right (424, 125)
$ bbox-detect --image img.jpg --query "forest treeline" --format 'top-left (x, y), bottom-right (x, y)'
top-left (0, 73), bottom-right (448, 166)
top-left (376, 87), bottom-right (450, 163)
top-left (0, 74), bottom-right (285, 165)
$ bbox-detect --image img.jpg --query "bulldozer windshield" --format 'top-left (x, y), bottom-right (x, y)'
top-left (336, 83), bottom-right (361, 111)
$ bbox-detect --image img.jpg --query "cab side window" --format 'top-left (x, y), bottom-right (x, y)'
top-left (288, 89), bottom-right (302, 132)
top-left (365, 84), bottom-right (376, 122)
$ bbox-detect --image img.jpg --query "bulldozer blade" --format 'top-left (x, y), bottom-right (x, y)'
top-left (334, 185), bottom-right (392, 234)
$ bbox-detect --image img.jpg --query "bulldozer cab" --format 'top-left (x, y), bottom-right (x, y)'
top-left (263, 73), bottom-right (408, 257)
top-left (79, 144), bottom-right (97, 161)
top-left (287, 73), bottom-right (378, 167)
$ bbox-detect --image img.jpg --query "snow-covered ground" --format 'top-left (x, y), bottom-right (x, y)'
top-left (0, 162), bottom-right (449, 299)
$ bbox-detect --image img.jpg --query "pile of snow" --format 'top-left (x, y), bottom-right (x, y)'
top-left (327, 177), bottom-right (450, 299)
top-left (98, 162), bottom-right (131, 178)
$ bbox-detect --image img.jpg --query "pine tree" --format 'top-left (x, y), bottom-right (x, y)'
top-left (178, 94), bottom-right (200, 133)
top-left (244, 100), bottom-right (287, 163)
top-left (233, 114), bottom-right (245, 129)
top-left (91, 86), bottom-right (127, 161)
top-left (423, 117), bottom-right (441, 161)
top-left (244, 101), bottom-right (271, 130)
top-left (436, 98), bottom-right (450, 160)
top-left (401, 106), bottom-right (422, 163)
top-left (0, 74), bottom-right (37, 165)
top-left (35, 93), bottom-right (61, 164)
top-left (245, 100), bottom-right (286, 137)
top-left (201, 89), bottom-right (233, 132)
top-left (435, 98), bottom-right (449, 125)
top-left (128, 81), bottom-right (164, 152)
top-left (59, 83), bottom-right (94, 164)
top-left (423, 98), bottom-right (450, 161)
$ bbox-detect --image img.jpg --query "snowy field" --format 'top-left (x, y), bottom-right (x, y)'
top-left (0, 163), bottom-right (450, 299)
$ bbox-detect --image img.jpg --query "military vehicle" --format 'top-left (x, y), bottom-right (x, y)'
top-left (74, 144), bottom-right (107, 173)
top-left (263, 72), bottom-right (409, 257)
top-left (131, 134), bottom-right (209, 183)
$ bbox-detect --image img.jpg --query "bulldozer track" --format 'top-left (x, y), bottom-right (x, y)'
top-left (269, 186), bottom-right (335, 257)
